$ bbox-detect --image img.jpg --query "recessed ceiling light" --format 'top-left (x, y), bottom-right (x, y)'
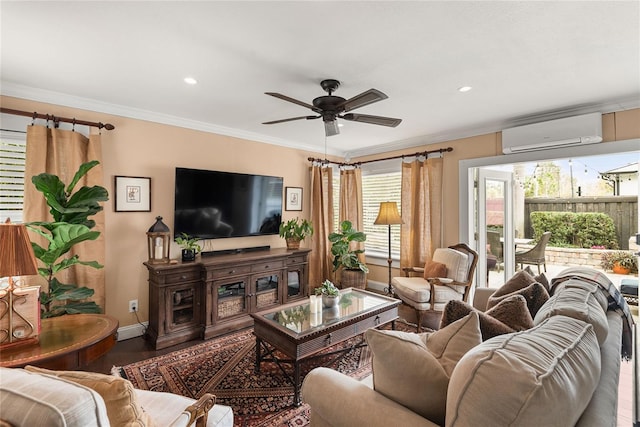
top-left (184, 77), bottom-right (198, 85)
top-left (458, 86), bottom-right (472, 93)
top-left (338, 123), bottom-right (344, 127)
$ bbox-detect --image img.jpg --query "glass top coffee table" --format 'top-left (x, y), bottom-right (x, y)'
top-left (251, 288), bottom-right (400, 406)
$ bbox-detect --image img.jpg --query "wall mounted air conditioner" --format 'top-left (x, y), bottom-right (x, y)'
top-left (502, 112), bottom-right (602, 154)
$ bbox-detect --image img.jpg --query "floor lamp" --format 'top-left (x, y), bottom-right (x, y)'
top-left (374, 202), bottom-right (403, 295)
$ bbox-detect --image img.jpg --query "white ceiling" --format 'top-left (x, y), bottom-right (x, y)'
top-left (1, 1), bottom-right (639, 158)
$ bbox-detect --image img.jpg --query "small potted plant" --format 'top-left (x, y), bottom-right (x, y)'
top-left (329, 220), bottom-right (369, 288)
top-left (315, 279), bottom-right (340, 308)
top-left (175, 232), bottom-right (202, 262)
top-left (279, 218), bottom-right (313, 250)
top-left (601, 250), bottom-right (638, 274)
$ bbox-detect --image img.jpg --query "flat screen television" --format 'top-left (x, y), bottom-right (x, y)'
top-left (174, 167), bottom-right (283, 239)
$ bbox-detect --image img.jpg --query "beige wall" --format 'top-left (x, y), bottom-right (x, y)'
top-left (2, 95), bottom-right (638, 328)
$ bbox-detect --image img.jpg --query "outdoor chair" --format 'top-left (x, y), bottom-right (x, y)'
top-left (487, 230), bottom-right (504, 273)
top-left (392, 243), bottom-right (478, 332)
top-left (515, 231), bottom-right (551, 274)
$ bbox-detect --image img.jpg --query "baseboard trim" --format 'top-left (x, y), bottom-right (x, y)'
top-left (117, 322), bottom-right (148, 341)
top-left (367, 280), bottom-right (387, 293)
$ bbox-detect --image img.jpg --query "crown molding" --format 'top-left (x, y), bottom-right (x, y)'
top-left (3, 82), bottom-right (637, 161)
top-left (0, 81), bottom-right (341, 157)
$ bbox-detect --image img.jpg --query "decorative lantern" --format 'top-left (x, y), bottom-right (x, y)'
top-left (147, 216), bottom-right (171, 264)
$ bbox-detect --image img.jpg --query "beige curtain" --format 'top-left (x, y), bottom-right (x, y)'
top-left (309, 165), bottom-right (334, 287)
top-left (400, 157), bottom-right (443, 269)
top-left (339, 167), bottom-right (364, 262)
top-left (24, 125), bottom-right (106, 310)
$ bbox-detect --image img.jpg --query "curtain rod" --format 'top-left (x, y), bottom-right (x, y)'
top-left (308, 147), bottom-right (453, 167)
top-left (0, 107), bottom-right (115, 131)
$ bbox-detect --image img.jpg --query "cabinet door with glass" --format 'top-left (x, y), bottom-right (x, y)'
top-left (252, 271), bottom-right (282, 311)
top-left (165, 283), bottom-right (200, 333)
top-left (285, 253), bottom-right (308, 302)
top-left (214, 277), bottom-right (249, 321)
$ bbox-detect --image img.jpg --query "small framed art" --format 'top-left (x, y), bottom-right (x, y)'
top-left (285, 187), bottom-right (303, 211)
top-left (114, 176), bottom-right (151, 212)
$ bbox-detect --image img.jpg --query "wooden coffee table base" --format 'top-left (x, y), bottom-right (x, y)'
top-left (252, 289), bottom-right (400, 407)
top-left (254, 332), bottom-right (375, 406)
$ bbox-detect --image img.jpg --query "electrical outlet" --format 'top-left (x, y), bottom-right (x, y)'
top-left (129, 299), bottom-right (138, 313)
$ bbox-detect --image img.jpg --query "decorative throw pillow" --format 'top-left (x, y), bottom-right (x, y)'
top-left (524, 266), bottom-right (550, 291)
top-left (487, 270), bottom-right (550, 317)
top-left (423, 260), bottom-right (448, 280)
top-left (447, 316), bottom-right (601, 427)
top-left (440, 295), bottom-right (534, 340)
top-left (25, 366), bottom-right (154, 427)
top-left (365, 312), bottom-right (482, 425)
top-left (534, 281), bottom-right (609, 345)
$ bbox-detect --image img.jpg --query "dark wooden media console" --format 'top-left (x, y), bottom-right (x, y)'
top-left (144, 247), bottom-right (311, 349)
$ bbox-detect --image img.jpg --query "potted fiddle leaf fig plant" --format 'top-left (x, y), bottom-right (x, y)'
top-left (175, 232), bottom-right (201, 262)
top-left (279, 218), bottom-right (313, 250)
top-left (329, 220), bottom-right (369, 289)
top-left (27, 160), bottom-right (108, 318)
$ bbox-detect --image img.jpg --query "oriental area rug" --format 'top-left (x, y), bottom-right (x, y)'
top-left (117, 325), bottom-right (406, 427)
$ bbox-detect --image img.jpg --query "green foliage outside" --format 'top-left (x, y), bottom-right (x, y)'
top-left (529, 211), bottom-right (618, 249)
top-left (27, 161), bottom-right (108, 318)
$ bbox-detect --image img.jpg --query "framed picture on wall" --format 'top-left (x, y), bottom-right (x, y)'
top-left (285, 187), bottom-right (303, 211)
top-left (114, 176), bottom-right (151, 212)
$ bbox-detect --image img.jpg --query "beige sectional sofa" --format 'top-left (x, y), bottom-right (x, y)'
top-left (302, 267), bottom-right (633, 427)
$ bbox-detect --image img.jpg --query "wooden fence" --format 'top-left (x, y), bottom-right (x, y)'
top-left (524, 196), bottom-right (638, 250)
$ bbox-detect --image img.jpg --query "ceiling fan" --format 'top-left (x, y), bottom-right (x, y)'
top-left (262, 79), bottom-right (402, 137)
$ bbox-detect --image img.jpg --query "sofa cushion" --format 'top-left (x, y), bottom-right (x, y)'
top-left (446, 315), bottom-right (601, 427)
top-left (487, 270), bottom-right (549, 317)
top-left (534, 280), bottom-right (609, 345)
top-left (423, 260), bottom-right (447, 280)
top-left (365, 312), bottom-right (482, 425)
top-left (0, 367), bottom-right (109, 427)
top-left (440, 294), bottom-right (534, 340)
top-left (26, 366), bottom-right (154, 427)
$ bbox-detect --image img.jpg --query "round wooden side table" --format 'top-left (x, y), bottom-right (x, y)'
top-left (0, 313), bottom-right (118, 369)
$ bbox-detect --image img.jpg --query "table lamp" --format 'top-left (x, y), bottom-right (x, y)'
top-left (0, 218), bottom-right (40, 348)
top-left (374, 202), bottom-right (403, 295)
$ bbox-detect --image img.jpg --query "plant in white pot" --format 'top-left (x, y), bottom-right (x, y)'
top-left (315, 279), bottom-right (340, 308)
top-left (329, 220), bottom-right (369, 289)
top-left (279, 218), bottom-right (313, 250)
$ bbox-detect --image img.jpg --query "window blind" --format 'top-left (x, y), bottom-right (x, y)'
top-left (0, 134), bottom-right (26, 223)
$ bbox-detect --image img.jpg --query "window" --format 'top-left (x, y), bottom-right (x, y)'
top-left (362, 171), bottom-right (402, 257)
top-left (0, 132), bottom-right (27, 223)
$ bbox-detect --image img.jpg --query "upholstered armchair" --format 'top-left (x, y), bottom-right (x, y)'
top-left (392, 243), bottom-right (478, 331)
top-left (0, 367), bottom-right (234, 427)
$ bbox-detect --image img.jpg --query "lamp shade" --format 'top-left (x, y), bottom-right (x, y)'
top-left (373, 202), bottom-right (403, 225)
top-left (0, 219), bottom-right (38, 278)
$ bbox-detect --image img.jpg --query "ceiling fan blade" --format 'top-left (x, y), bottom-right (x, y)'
top-left (342, 113), bottom-right (402, 127)
top-left (324, 119), bottom-right (340, 137)
top-left (265, 92), bottom-right (321, 112)
top-left (262, 116), bottom-right (319, 125)
top-left (338, 89), bottom-right (388, 112)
